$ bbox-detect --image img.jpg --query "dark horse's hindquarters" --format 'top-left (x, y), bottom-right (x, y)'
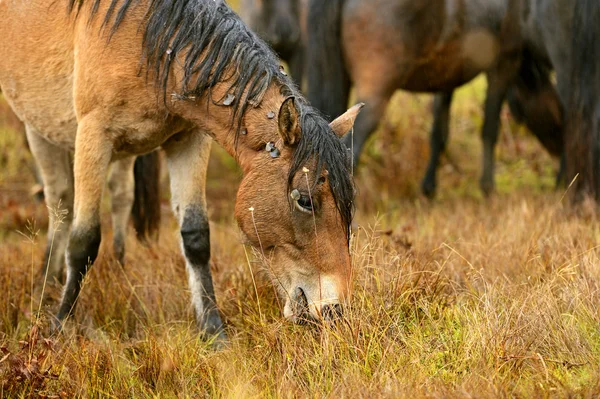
top-left (307, 0), bottom-right (566, 197)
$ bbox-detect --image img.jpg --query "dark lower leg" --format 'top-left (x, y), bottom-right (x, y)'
top-left (421, 91), bottom-right (454, 198)
top-left (181, 206), bottom-right (225, 339)
top-left (480, 57), bottom-right (520, 196)
top-left (55, 223), bottom-right (101, 322)
top-left (480, 89), bottom-right (508, 196)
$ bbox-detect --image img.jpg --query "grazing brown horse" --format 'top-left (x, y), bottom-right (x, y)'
top-left (0, 0), bottom-right (361, 340)
top-left (240, 0), bottom-right (308, 85)
top-left (307, 0), bottom-right (564, 197)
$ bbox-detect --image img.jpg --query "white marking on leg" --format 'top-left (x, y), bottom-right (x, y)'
top-left (185, 259), bottom-right (205, 320)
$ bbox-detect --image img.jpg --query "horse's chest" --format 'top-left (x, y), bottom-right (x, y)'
top-left (107, 114), bottom-right (186, 158)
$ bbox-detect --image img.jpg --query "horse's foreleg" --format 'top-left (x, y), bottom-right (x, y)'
top-left (421, 91), bottom-right (454, 198)
top-left (481, 60), bottom-right (519, 196)
top-left (480, 85), bottom-right (505, 196)
top-left (162, 130), bottom-right (225, 343)
top-left (55, 117), bottom-right (112, 325)
top-left (25, 125), bottom-right (74, 286)
top-left (107, 157), bottom-right (135, 264)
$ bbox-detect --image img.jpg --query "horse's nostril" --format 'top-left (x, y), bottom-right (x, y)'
top-left (322, 303), bottom-right (343, 322)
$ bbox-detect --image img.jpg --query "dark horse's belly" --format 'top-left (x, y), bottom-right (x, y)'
top-left (397, 38), bottom-right (490, 93)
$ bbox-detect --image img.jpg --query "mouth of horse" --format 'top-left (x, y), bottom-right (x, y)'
top-left (287, 287), bottom-right (344, 324)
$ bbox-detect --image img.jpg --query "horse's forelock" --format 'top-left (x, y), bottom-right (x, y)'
top-left (288, 106), bottom-right (355, 240)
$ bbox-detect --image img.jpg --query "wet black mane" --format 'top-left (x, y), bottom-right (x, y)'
top-left (68, 0), bottom-right (354, 235)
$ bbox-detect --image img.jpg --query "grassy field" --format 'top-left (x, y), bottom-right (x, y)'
top-left (2, 6), bottom-right (600, 396)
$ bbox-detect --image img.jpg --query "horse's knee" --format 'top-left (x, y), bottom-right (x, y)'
top-left (109, 180), bottom-right (134, 212)
top-left (109, 172), bottom-right (134, 264)
top-left (44, 185), bottom-right (73, 214)
top-left (112, 191), bottom-right (134, 210)
top-left (110, 188), bottom-right (134, 248)
top-left (68, 224), bottom-right (102, 276)
top-left (181, 207), bottom-right (210, 266)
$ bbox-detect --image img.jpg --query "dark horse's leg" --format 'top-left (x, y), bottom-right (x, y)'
top-left (162, 130), bottom-right (226, 344)
top-left (480, 59), bottom-right (520, 196)
top-left (421, 91), bottom-right (454, 198)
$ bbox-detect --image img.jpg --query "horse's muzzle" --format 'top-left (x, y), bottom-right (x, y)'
top-left (285, 286), bottom-right (344, 324)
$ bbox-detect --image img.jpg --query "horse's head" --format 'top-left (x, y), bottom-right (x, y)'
top-left (235, 97), bottom-right (362, 322)
top-left (240, 0), bottom-right (302, 57)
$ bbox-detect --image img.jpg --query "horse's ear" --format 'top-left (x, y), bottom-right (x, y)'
top-left (278, 96), bottom-right (301, 146)
top-left (330, 103), bottom-right (365, 138)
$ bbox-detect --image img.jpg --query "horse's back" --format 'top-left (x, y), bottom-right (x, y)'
top-left (0, 0), bottom-right (77, 147)
top-left (341, 0), bottom-right (513, 93)
top-left (0, 0), bottom-right (174, 155)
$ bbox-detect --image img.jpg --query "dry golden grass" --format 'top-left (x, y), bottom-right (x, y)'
top-left (2, 77), bottom-right (600, 397)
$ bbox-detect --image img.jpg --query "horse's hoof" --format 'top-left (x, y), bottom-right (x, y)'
top-left (200, 312), bottom-right (228, 349)
top-left (201, 328), bottom-right (228, 350)
top-left (49, 316), bottom-right (64, 335)
top-left (421, 180), bottom-right (437, 199)
top-left (211, 330), bottom-right (229, 349)
top-left (479, 178), bottom-right (495, 197)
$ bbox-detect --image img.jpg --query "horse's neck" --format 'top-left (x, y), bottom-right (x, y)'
top-left (186, 84), bottom-right (285, 173)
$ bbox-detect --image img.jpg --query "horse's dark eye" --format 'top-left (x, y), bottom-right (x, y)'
top-left (295, 195), bottom-right (313, 214)
top-left (298, 195), bottom-right (312, 208)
